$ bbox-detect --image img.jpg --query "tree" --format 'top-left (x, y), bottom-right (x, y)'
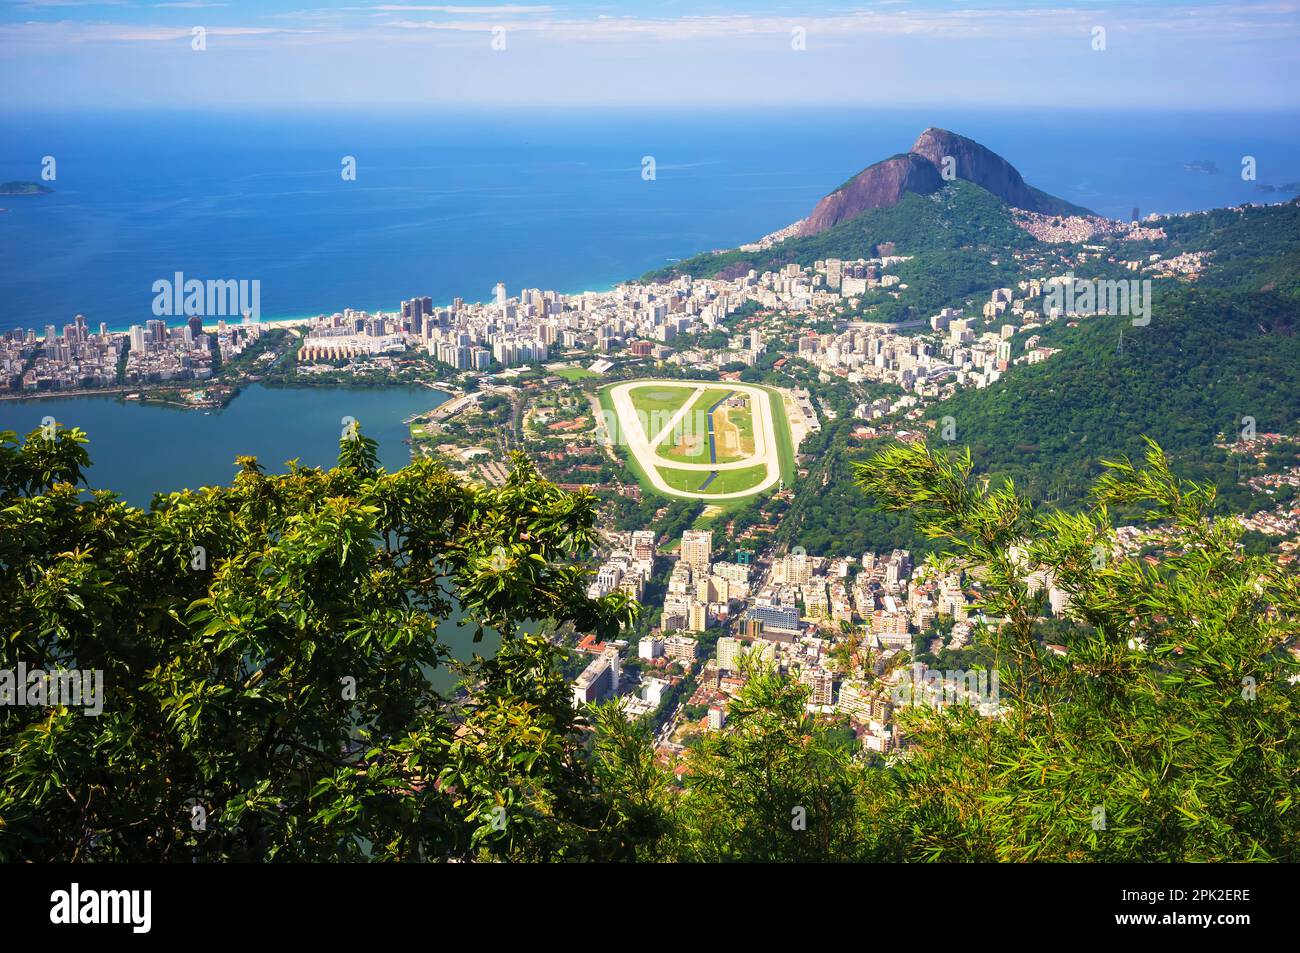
top-left (669, 658), bottom-right (892, 862)
top-left (854, 438), bottom-right (1300, 861)
top-left (0, 425), bottom-right (637, 861)
top-left (5, 424), bottom-right (1297, 862)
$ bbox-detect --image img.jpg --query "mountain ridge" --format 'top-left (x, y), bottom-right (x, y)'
top-left (796, 152), bottom-right (945, 235)
top-left (642, 127), bottom-right (1094, 285)
top-left (795, 127), bottom-right (1089, 238)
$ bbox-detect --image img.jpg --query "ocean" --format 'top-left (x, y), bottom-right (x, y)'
top-left (3, 107), bottom-right (1299, 335)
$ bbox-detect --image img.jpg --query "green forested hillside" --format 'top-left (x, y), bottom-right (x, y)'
top-left (776, 420), bottom-right (929, 557)
top-left (934, 297), bottom-right (1300, 503)
top-left (927, 198), bottom-right (1300, 508)
top-left (1152, 199), bottom-right (1300, 297)
top-left (774, 198), bottom-right (1300, 549)
top-left (644, 180), bottom-right (1033, 283)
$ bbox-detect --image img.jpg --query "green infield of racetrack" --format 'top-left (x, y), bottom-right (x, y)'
top-left (655, 462), bottom-right (768, 495)
top-left (597, 380), bottom-right (797, 502)
top-left (626, 383), bottom-right (697, 424)
top-left (597, 384), bottom-right (655, 492)
top-left (664, 395), bottom-right (754, 466)
top-left (655, 386), bottom-right (735, 464)
top-left (712, 397), bottom-right (756, 465)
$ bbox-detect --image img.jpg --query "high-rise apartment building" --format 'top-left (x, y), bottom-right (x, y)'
top-left (680, 530), bottom-right (712, 573)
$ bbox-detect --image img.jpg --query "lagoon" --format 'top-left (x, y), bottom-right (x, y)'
top-left (0, 382), bottom-right (447, 507)
top-left (0, 382), bottom-right (503, 691)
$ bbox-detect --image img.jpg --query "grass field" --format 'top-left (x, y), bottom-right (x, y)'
top-left (656, 387), bottom-right (733, 463)
top-left (655, 462), bottom-right (768, 495)
top-left (551, 366), bottom-right (599, 382)
top-left (598, 384), bottom-right (654, 490)
top-left (626, 383), bottom-right (697, 423)
top-left (755, 385), bottom-right (796, 488)
top-left (712, 397), bottom-right (755, 464)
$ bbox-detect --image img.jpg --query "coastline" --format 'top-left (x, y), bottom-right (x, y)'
top-left (1, 374), bottom-right (453, 405)
top-left (0, 385), bottom-right (134, 403)
top-left (18, 184), bottom-right (1292, 346)
top-left (27, 277), bottom-right (624, 341)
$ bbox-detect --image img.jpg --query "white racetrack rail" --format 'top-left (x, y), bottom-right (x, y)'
top-left (606, 379), bottom-right (782, 500)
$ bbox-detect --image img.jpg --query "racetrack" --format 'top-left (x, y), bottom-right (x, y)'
top-left (606, 379), bottom-right (783, 500)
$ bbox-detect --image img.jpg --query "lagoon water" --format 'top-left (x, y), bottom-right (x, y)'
top-left (0, 382), bottom-right (499, 689)
top-left (0, 382), bottom-right (448, 507)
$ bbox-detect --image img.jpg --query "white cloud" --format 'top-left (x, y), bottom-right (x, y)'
top-left (0, 20), bottom-right (316, 45)
top-left (9, 0), bottom-right (128, 9)
top-left (370, 4), bottom-right (555, 12)
top-left (374, 3), bottom-right (1300, 44)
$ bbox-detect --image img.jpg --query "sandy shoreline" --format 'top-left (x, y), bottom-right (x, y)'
top-left (27, 277), bottom-right (626, 343)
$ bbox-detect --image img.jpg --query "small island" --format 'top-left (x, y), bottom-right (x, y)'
top-left (0, 181), bottom-right (54, 196)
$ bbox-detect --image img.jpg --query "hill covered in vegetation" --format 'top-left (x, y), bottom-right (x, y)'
top-left (927, 199), bottom-right (1300, 509)
top-left (646, 180), bottom-right (1033, 285)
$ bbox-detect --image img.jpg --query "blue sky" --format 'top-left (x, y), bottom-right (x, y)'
top-left (1, 0), bottom-right (1296, 109)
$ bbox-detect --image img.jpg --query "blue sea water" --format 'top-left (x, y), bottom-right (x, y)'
top-left (2, 107), bottom-right (1298, 335)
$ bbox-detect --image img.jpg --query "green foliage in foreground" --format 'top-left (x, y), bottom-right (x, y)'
top-left (850, 439), bottom-right (1300, 861)
top-left (2, 429), bottom-right (1296, 861)
top-left (0, 426), bottom-right (637, 861)
top-left (628, 439), bottom-right (1299, 861)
